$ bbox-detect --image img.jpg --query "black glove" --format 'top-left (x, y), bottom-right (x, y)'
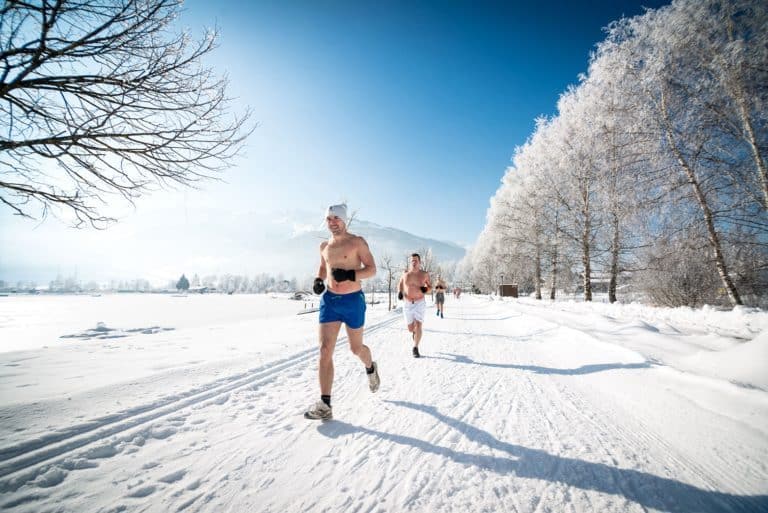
top-left (398, 291), bottom-right (403, 300)
top-left (420, 286), bottom-right (428, 293)
top-left (331, 268), bottom-right (356, 282)
top-left (313, 278), bottom-right (325, 294)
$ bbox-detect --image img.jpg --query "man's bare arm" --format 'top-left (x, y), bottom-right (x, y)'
top-left (317, 242), bottom-right (328, 280)
top-left (354, 237), bottom-right (377, 280)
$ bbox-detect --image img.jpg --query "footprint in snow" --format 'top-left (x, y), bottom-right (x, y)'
top-left (83, 444), bottom-right (119, 459)
top-left (159, 470), bottom-right (187, 484)
top-left (32, 467), bottom-right (68, 488)
top-left (149, 426), bottom-right (177, 440)
top-left (126, 485), bottom-right (156, 498)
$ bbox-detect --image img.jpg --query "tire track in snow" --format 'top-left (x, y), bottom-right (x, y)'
top-left (499, 303), bottom-right (762, 512)
top-left (153, 314), bottom-right (404, 513)
top-left (523, 359), bottom-right (644, 513)
top-left (545, 317), bottom-right (755, 497)
top-left (380, 308), bottom-right (535, 512)
top-left (562, 376), bottom-right (758, 508)
top-left (415, 354), bottom-right (497, 509)
top-left (553, 373), bottom-right (757, 512)
top-left (0, 314), bottom-right (401, 486)
top-left (397, 298), bottom-right (762, 513)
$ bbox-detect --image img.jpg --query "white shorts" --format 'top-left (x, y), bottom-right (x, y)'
top-left (403, 298), bottom-right (426, 324)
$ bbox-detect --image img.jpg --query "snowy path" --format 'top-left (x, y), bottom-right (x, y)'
top-left (1, 296), bottom-right (767, 512)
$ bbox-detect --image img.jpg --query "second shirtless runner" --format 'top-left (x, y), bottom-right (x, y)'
top-left (398, 253), bottom-right (431, 358)
top-left (304, 203), bottom-right (380, 420)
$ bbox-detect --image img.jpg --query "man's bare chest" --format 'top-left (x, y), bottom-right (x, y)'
top-left (324, 241), bottom-right (357, 264)
top-left (404, 271), bottom-right (425, 285)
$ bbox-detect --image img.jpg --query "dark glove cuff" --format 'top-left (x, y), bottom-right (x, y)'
top-left (332, 268), bottom-right (356, 282)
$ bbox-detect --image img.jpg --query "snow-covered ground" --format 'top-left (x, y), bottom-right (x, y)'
top-left (0, 293), bottom-right (766, 512)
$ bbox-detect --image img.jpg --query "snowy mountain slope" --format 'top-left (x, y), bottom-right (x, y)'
top-left (0, 208), bottom-right (466, 283)
top-left (0, 295), bottom-right (766, 512)
top-left (278, 218), bottom-right (466, 277)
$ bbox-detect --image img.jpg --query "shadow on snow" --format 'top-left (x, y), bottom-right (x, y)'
top-left (430, 352), bottom-right (652, 375)
top-left (317, 401), bottom-right (766, 513)
top-left (421, 327), bottom-right (558, 342)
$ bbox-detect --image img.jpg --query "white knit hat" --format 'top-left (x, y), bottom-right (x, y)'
top-left (325, 203), bottom-right (348, 223)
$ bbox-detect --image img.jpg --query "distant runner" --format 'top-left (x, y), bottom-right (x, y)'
top-left (304, 203), bottom-right (380, 420)
top-left (398, 253), bottom-right (431, 358)
top-left (434, 276), bottom-right (447, 319)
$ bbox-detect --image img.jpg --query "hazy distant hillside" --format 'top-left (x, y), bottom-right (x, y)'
top-left (1, 208), bottom-right (466, 283)
top-left (267, 218), bottom-right (466, 279)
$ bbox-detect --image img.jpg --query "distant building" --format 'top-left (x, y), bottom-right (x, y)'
top-left (189, 286), bottom-right (215, 294)
top-left (499, 284), bottom-right (518, 297)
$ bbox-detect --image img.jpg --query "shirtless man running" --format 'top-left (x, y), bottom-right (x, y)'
top-left (398, 253), bottom-right (431, 358)
top-left (304, 203), bottom-right (380, 420)
top-left (434, 276), bottom-right (447, 318)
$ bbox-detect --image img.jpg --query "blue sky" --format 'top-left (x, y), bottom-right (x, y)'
top-left (181, 0), bottom-right (669, 244)
top-left (1, 0), bottom-right (671, 282)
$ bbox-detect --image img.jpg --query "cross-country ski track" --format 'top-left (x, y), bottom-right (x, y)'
top-left (1, 295), bottom-right (766, 513)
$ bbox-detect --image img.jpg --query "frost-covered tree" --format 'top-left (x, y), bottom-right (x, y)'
top-left (493, 157), bottom-right (547, 298)
top-left (470, 0), bottom-right (767, 308)
top-left (606, 0), bottom-right (768, 306)
top-left (578, 44), bottom-right (661, 303)
top-left (545, 106), bottom-right (602, 301)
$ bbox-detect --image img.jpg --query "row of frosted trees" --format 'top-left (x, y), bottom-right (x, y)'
top-left (462, 0), bottom-right (767, 307)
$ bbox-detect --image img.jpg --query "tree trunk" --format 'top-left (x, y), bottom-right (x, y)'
top-left (582, 235), bottom-right (592, 302)
top-left (607, 122), bottom-right (621, 305)
top-left (737, 97), bottom-right (768, 212)
top-left (725, 14), bottom-right (768, 212)
top-left (549, 218), bottom-right (558, 300)
top-left (660, 88), bottom-right (743, 306)
top-left (581, 187), bottom-right (593, 302)
top-left (608, 211), bottom-right (620, 303)
top-left (535, 244), bottom-right (542, 300)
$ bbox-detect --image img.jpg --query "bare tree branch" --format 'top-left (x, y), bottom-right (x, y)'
top-left (0, 0), bottom-right (254, 227)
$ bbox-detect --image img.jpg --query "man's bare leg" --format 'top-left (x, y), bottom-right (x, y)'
top-left (347, 325), bottom-right (379, 392)
top-left (413, 321), bottom-right (423, 346)
top-left (346, 325), bottom-right (372, 367)
top-left (319, 322), bottom-right (341, 395)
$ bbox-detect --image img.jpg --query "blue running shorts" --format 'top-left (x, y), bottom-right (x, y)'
top-left (319, 289), bottom-right (366, 329)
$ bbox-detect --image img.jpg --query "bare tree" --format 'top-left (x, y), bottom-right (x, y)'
top-left (379, 253), bottom-right (397, 310)
top-left (415, 247), bottom-right (435, 274)
top-left (0, 0), bottom-right (253, 227)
